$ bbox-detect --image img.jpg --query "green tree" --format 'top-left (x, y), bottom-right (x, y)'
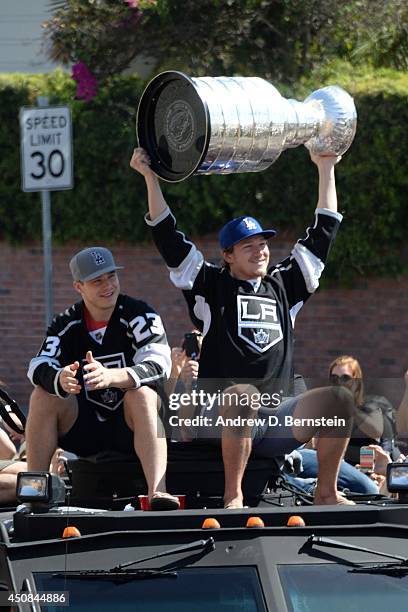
top-left (44, 0), bottom-right (407, 84)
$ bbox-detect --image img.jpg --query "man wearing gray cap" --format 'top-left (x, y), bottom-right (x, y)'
top-left (26, 246), bottom-right (180, 510)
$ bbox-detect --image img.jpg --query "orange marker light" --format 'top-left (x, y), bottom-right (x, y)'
top-left (287, 515), bottom-right (306, 527)
top-left (62, 526), bottom-right (81, 538)
top-left (246, 516), bottom-right (265, 528)
top-left (202, 518), bottom-right (221, 529)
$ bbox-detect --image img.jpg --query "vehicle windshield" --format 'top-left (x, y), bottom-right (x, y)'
top-left (34, 566), bottom-right (267, 611)
top-left (278, 564), bottom-right (408, 611)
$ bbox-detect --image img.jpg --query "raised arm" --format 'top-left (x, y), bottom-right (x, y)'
top-left (310, 153), bottom-right (341, 212)
top-left (130, 147), bottom-right (167, 221)
top-left (130, 147), bottom-right (210, 296)
top-left (268, 154), bottom-right (343, 312)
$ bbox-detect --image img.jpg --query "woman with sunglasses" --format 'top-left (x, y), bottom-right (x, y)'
top-left (287, 357), bottom-right (404, 496)
top-left (329, 355), bottom-right (402, 466)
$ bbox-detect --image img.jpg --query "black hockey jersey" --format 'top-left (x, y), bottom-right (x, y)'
top-left (147, 207), bottom-right (342, 396)
top-left (28, 294), bottom-right (171, 417)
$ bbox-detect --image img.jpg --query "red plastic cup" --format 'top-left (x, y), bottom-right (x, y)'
top-left (138, 495), bottom-right (150, 511)
top-left (138, 494), bottom-right (185, 511)
top-left (177, 494), bottom-right (186, 509)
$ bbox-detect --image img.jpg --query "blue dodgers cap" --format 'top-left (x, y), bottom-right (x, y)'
top-left (219, 216), bottom-right (277, 249)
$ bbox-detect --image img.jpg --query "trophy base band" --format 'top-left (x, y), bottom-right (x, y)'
top-left (137, 72), bottom-right (210, 182)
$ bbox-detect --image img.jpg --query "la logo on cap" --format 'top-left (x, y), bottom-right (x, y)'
top-left (91, 251), bottom-right (106, 266)
top-left (243, 218), bottom-right (257, 230)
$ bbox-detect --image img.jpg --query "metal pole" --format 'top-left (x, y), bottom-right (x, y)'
top-left (37, 96), bottom-right (53, 326)
top-left (41, 189), bottom-right (53, 326)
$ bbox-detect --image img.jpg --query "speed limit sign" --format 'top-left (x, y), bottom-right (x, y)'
top-left (20, 105), bottom-right (73, 192)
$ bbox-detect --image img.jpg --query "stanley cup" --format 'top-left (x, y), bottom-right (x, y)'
top-left (137, 71), bottom-right (357, 183)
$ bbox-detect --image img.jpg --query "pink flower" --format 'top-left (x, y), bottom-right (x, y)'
top-left (71, 62), bottom-right (98, 103)
top-left (124, 0), bottom-right (139, 8)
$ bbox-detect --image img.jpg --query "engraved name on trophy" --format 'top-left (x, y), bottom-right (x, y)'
top-left (137, 71), bottom-right (357, 183)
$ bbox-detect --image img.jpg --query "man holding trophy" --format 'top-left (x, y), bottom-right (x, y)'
top-left (131, 72), bottom-right (358, 508)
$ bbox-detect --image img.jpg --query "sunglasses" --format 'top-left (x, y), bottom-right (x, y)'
top-left (329, 373), bottom-right (353, 384)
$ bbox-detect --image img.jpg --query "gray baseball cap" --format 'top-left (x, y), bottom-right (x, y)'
top-left (69, 247), bottom-right (124, 282)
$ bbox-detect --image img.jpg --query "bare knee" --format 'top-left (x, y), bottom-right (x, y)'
top-left (28, 387), bottom-right (78, 435)
top-left (293, 385), bottom-right (355, 442)
top-left (1, 461), bottom-right (27, 475)
top-left (30, 385), bottom-right (51, 410)
top-left (300, 386), bottom-right (355, 419)
top-left (328, 385), bottom-right (355, 419)
top-left (124, 386), bottom-right (160, 410)
top-left (0, 473), bottom-right (18, 496)
top-left (220, 384), bottom-right (259, 418)
top-left (123, 386), bottom-right (161, 428)
top-left (30, 386), bottom-right (76, 413)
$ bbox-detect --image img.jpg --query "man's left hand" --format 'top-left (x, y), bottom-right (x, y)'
top-left (83, 350), bottom-right (112, 390)
top-left (310, 152), bottom-right (342, 167)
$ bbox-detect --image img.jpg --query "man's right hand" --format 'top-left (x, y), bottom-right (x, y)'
top-left (59, 361), bottom-right (81, 394)
top-left (130, 147), bottom-right (155, 179)
top-left (130, 146), bottom-right (168, 220)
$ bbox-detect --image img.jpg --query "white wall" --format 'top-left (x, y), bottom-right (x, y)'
top-left (0, 0), bottom-right (155, 77)
top-left (0, 0), bottom-right (59, 73)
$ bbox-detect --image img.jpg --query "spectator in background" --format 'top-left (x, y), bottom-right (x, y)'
top-left (293, 446), bottom-right (381, 495)
top-left (294, 355), bottom-right (405, 496)
top-left (164, 330), bottom-right (202, 398)
top-left (0, 414), bottom-right (26, 461)
top-left (0, 383), bottom-right (26, 459)
top-left (0, 381), bottom-right (27, 504)
top-left (0, 426), bottom-right (18, 460)
top-left (0, 460), bottom-right (27, 504)
top-left (396, 369), bottom-right (408, 449)
top-left (164, 331), bottom-right (202, 443)
top-left (328, 355), bottom-right (403, 464)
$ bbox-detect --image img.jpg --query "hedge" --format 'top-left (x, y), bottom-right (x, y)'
top-left (0, 63), bottom-right (407, 282)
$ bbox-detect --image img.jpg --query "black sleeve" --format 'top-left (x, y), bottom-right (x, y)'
top-left (297, 208), bottom-right (342, 262)
top-left (146, 207), bottom-right (220, 329)
top-left (27, 316), bottom-right (70, 397)
top-left (269, 209), bottom-right (342, 310)
top-left (125, 299), bottom-right (171, 387)
top-left (146, 207), bottom-right (194, 269)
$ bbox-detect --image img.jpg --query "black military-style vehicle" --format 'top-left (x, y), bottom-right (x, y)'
top-left (0, 389), bottom-right (408, 611)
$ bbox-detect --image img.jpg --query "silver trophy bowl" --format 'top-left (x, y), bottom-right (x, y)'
top-left (137, 71), bottom-right (357, 183)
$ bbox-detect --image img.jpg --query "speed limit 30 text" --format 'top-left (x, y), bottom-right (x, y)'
top-left (25, 113), bottom-right (67, 146)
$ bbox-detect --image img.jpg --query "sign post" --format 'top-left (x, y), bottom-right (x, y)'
top-left (20, 100), bottom-right (73, 326)
top-left (41, 187), bottom-right (53, 329)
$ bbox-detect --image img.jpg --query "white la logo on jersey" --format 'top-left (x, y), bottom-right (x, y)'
top-left (237, 295), bottom-right (283, 353)
top-left (100, 388), bottom-right (118, 405)
top-left (253, 329), bottom-right (270, 345)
